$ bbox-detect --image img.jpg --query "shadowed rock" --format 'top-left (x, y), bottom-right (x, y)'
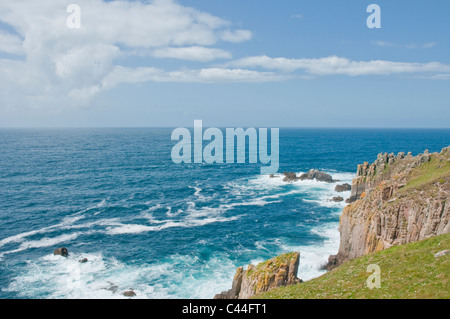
top-left (54, 247), bottom-right (69, 257)
top-left (326, 146), bottom-right (450, 271)
top-left (123, 291), bottom-right (136, 297)
top-left (282, 172), bottom-right (298, 182)
top-left (335, 183), bottom-right (351, 192)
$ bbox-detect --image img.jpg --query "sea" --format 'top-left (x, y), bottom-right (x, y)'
top-left (0, 128), bottom-right (449, 299)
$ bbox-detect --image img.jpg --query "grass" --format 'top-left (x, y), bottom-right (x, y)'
top-left (254, 233), bottom-right (450, 299)
top-left (400, 155), bottom-right (450, 193)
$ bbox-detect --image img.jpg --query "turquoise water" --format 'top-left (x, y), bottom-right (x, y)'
top-left (0, 128), bottom-right (449, 299)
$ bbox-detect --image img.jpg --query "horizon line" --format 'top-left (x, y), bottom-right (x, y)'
top-left (1, 126), bottom-right (450, 130)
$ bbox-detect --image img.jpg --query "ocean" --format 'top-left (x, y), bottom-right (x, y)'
top-left (0, 128), bottom-right (449, 299)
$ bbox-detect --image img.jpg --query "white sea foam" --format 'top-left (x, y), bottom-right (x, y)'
top-left (2, 170), bottom-right (354, 297)
top-left (188, 185), bottom-right (216, 202)
top-left (3, 252), bottom-right (173, 299)
top-left (235, 170), bottom-right (354, 282)
top-left (3, 249), bottom-right (243, 299)
top-left (0, 215), bottom-right (86, 249)
top-left (0, 232), bottom-right (86, 260)
top-left (0, 198), bottom-right (113, 251)
top-left (277, 222), bottom-right (341, 281)
top-left (104, 215), bottom-right (243, 235)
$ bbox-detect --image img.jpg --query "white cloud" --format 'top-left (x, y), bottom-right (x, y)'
top-left (152, 46), bottom-right (232, 62)
top-left (227, 55), bottom-right (450, 76)
top-left (374, 41), bottom-right (437, 49)
top-left (220, 29), bottom-right (253, 43)
top-left (0, 0), bottom-right (253, 110)
top-left (0, 0), bottom-right (448, 113)
top-left (68, 66), bottom-right (286, 101)
top-left (0, 31), bottom-right (24, 55)
top-left (422, 42), bottom-right (436, 49)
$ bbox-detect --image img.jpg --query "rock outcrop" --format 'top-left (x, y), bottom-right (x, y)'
top-left (282, 172), bottom-right (298, 182)
top-left (123, 291), bottom-right (136, 297)
top-left (335, 183), bottom-right (351, 192)
top-left (327, 146), bottom-right (450, 270)
top-left (282, 170), bottom-right (334, 183)
top-left (346, 150), bottom-right (436, 203)
top-left (299, 169), bottom-right (334, 183)
top-left (54, 247), bottom-right (69, 257)
top-left (214, 252), bottom-right (301, 299)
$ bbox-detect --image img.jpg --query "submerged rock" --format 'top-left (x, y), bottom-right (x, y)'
top-left (123, 291), bottom-right (136, 297)
top-left (78, 258), bottom-right (88, 263)
top-left (54, 247), bottom-right (69, 257)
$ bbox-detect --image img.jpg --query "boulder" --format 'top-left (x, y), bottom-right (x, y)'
top-left (434, 250), bottom-right (449, 258)
top-left (335, 183), bottom-right (351, 192)
top-left (332, 196), bottom-right (344, 202)
top-left (299, 169), bottom-right (334, 183)
top-left (282, 172), bottom-right (298, 182)
top-left (78, 258), bottom-right (88, 263)
top-left (54, 247), bottom-right (69, 257)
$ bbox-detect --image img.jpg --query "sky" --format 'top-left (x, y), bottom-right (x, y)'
top-left (0, 0), bottom-right (449, 128)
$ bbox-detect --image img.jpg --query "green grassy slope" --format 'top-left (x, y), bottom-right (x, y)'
top-left (254, 233), bottom-right (449, 299)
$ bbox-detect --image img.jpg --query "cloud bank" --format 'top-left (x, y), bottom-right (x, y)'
top-left (0, 0), bottom-right (449, 112)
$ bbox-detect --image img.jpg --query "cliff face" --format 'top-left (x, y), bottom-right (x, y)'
top-left (328, 146), bottom-right (450, 269)
top-left (214, 252), bottom-right (301, 299)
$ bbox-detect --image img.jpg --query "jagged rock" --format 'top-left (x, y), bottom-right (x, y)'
top-left (123, 291), bottom-right (136, 297)
top-left (332, 196), bottom-right (344, 202)
top-left (327, 146), bottom-right (450, 270)
top-left (441, 146), bottom-right (450, 154)
top-left (78, 258), bottom-right (88, 263)
top-left (347, 149), bottom-right (437, 203)
top-left (215, 252), bottom-right (301, 299)
top-left (299, 169), bottom-right (333, 183)
top-left (434, 250), bottom-right (449, 258)
top-left (335, 183), bottom-right (351, 192)
top-left (54, 247), bottom-right (69, 257)
top-left (381, 186), bottom-right (394, 201)
top-left (323, 254), bottom-right (343, 271)
top-left (282, 172), bottom-right (298, 182)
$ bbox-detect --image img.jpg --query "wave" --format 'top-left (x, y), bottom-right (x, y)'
top-left (3, 252), bottom-right (172, 299)
top-left (3, 250), bottom-right (241, 299)
top-left (105, 215), bottom-right (243, 235)
top-left (1, 169), bottom-right (354, 298)
top-left (0, 215), bottom-right (86, 249)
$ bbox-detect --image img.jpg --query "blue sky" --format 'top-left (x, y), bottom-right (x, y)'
top-left (0, 0), bottom-right (449, 127)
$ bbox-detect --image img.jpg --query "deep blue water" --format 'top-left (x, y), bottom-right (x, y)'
top-left (0, 128), bottom-right (449, 299)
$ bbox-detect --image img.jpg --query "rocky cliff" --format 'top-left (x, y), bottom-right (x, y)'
top-left (214, 252), bottom-right (301, 299)
top-left (327, 146), bottom-right (450, 270)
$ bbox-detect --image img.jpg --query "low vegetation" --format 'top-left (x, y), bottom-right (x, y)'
top-left (254, 233), bottom-right (449, 299)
